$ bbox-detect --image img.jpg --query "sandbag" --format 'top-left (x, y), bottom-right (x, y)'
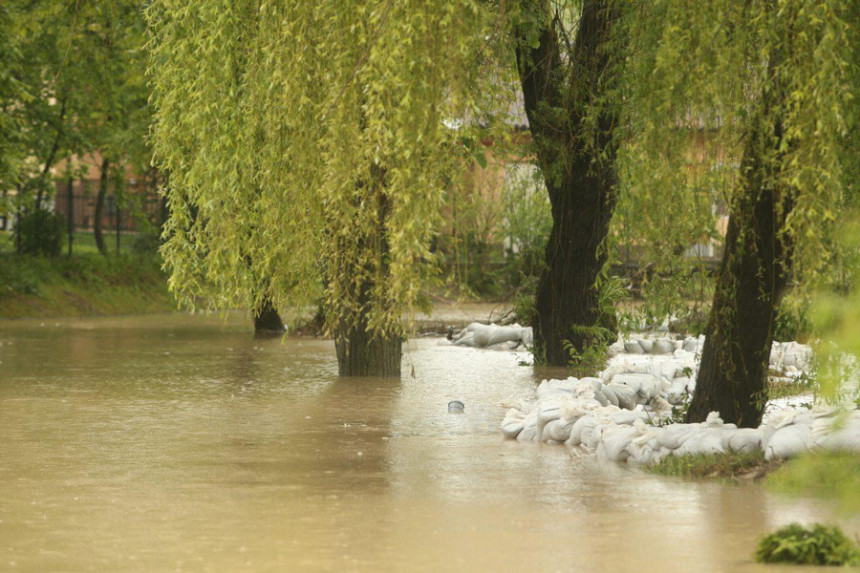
top-left (765, 422), bottom-right (813, 460)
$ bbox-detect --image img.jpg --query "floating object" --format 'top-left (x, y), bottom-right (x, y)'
top-left (448, 400), bottom-right (465, 414)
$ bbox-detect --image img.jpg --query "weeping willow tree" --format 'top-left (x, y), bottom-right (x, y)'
top-left (148, 0), bottom-right (489, 376)
top-left (620, 0), bottom-right (860, 426)
top-left (510, 0), bottom-right (622, 366)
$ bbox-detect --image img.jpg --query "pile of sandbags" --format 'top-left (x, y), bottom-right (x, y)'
top-left (502, 376), bottom-right (860, 464)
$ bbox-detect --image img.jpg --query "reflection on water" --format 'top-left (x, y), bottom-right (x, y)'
top-left (0, 314), bottom-right (856, 572)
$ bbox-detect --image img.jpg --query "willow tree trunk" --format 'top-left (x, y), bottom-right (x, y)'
top-left (516, 0), bottom-right (619, 365)
top-left (253, 294), bottom-right (286, 338)
top-left (94, 157), bottom-right (109, 256)
top-left (335, 317), bottom-right (402, 377)
top-left (331, 167), bottom-right (402, 378)
top-left (687, 81), bottom-right (792, 428)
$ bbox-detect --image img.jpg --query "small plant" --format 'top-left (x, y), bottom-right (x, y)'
top-left (564, 324), bottom-right (614, 376)
top-left (755, 523), bottom-right (860, 566)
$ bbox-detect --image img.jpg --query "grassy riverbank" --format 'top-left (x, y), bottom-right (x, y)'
top-left (0, 254), bottom-right (176, 318)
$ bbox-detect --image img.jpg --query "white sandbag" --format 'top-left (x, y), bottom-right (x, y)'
top-left (559, 395), bottom-right (602, 422)
top-left (516, 411), bottom-right (538, 442)
top-left (501, 408), bottom-right (526, 439)
top-left (486, 325), bottom-right (526, 346)
top-left (645, 397), bottom-right (674, 422)
top-left (655, 423), bottom-right (700, 450)
top-left (676, 428), bottom-right (725, 456)
top-left (536, 378), bottom-right (577, 399)
top-left (608, 341), bottom-right (626, 355)
top-left (608, 408), bottom-right (649, 425)
top-left (536, 396), bottom-right (567, 440)
top-left (582, 417), bottom-right (616, 450)
top-left (653, 339), bottom-right (674, 355)
top-left (682, 337), bottom-right (700, 353)
top-left (520, 327), bottom-right (534, 347)
top-left (667, 378), bottom-right (691, 406)
top-left (624, 341), bottom-right (645, 354)
top-left (596, 424), bottom-right (639, 462)
top-left (605, 382), bottom-right (638, 410)
top-left (610, 373), bottom-right (646, 395)
top-left (658, 362), bottom-right (678, 381)
top-left (765, 422), bottom-right (813, 460)
top-left (626, 420), bottom-right (661, 465)
top-left (566, 414), bottom-right (594, 447)
top-left (638, 339), bottom-right (654, 353)
top-left (723, 427), bottom-right (763, 453)
top-left (453, 333), bottom-right (475, 346)
top-left (542, 418), bottom-right (575, 443)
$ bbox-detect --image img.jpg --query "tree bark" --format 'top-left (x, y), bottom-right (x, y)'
top-left (94, 157), bottom-right (109, 255)
top-left (253, 294), bottom-right (286, 338)
top-left (331, 166), bottom-right (402, 378)
top-left (335, 320), bottom-right (402, 378)
top-left (516, 0), bottom-right (619, 365)
top-left (687, 77), bottom-right (792, 428)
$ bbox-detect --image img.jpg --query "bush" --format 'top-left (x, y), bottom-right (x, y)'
top-left (755, 523), bottom-right (860, 566)
top-left (14, 208), bottom-right (65, 256)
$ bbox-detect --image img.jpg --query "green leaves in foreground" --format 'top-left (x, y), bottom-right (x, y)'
top-left (755, 523), bottom-right (860, 566)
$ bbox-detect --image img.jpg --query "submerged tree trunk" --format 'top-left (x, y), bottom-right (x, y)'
top-left (253, 294), bottom-right (286, 338)
top-left (688, 80), bottom-right (792, 428)
top-left (335, 316), bottom-right (402, 377)
top-left (331, 166), bottom-right (402, 378)
top-left (516, 0), bottom-right (619, 365)
top-left (94, 157), bottom-right (109, 256)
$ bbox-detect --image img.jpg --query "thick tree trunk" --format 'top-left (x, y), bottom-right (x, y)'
top-left (335, 320), bottom-right (402, 378)
top-left (253, 295), bottom-right (286, 338)
top-left (516, 0), bottom-right (619, 365)
top-left (94, 157), bottom-right (109, 256)
top-left (533, 160), bottom-right (616, 364)
top-left (331, 165), bottom-right (402, 377)
top-left (687, 83), bottom-right (792, 427)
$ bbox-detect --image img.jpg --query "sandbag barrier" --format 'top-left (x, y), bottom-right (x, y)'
top-left (501, 337), bottom-right (860, 464)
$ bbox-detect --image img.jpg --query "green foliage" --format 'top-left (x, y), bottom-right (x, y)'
top-left (14, 208), bottom-right (64, 256)
top-left (755, 523), bottom-right (860, 566)
top-left (2, 0), bottom-right (153, 235)
top-left (499, 163), bottom-right (551, 290)
top-left (647, 451), bottom-right (775, 480)
top-left (512, 273), bottom-right (539, 326)
top-left (0, 255), bottom-right (43, 295)
top-left (438, 159), bottom-right (551, 300)
top-left (564, 324), bottom-right (614, 376)
top-left (614, 0), bottom-right (860, 347)
top-left (148, 0), bottom-right (498, 339)
top-left (768, 452), bottom-right (860, 513)
top-left (774, 291), bottom-right (813, 343)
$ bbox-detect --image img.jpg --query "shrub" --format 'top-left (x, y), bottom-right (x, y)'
top-left (755, 523), bottom-right (860, 566)
top-left (15, 208), bottom-right (65, 256)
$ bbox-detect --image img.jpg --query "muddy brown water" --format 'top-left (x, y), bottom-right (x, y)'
top-left (0, 314), bottom-right (856, 572)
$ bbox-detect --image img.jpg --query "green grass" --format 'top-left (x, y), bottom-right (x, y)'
top-left (0, 230), bottom-right (143, 256)
top-left (0, 252), bottom-right (176, 318)
top-left (767, 452), bottom-right (860, 512)
top-left (646, 450), bottom-right (780, 480)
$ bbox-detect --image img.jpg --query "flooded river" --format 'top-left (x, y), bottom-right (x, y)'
top-left (0, 314), bottom-right (856, 572)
